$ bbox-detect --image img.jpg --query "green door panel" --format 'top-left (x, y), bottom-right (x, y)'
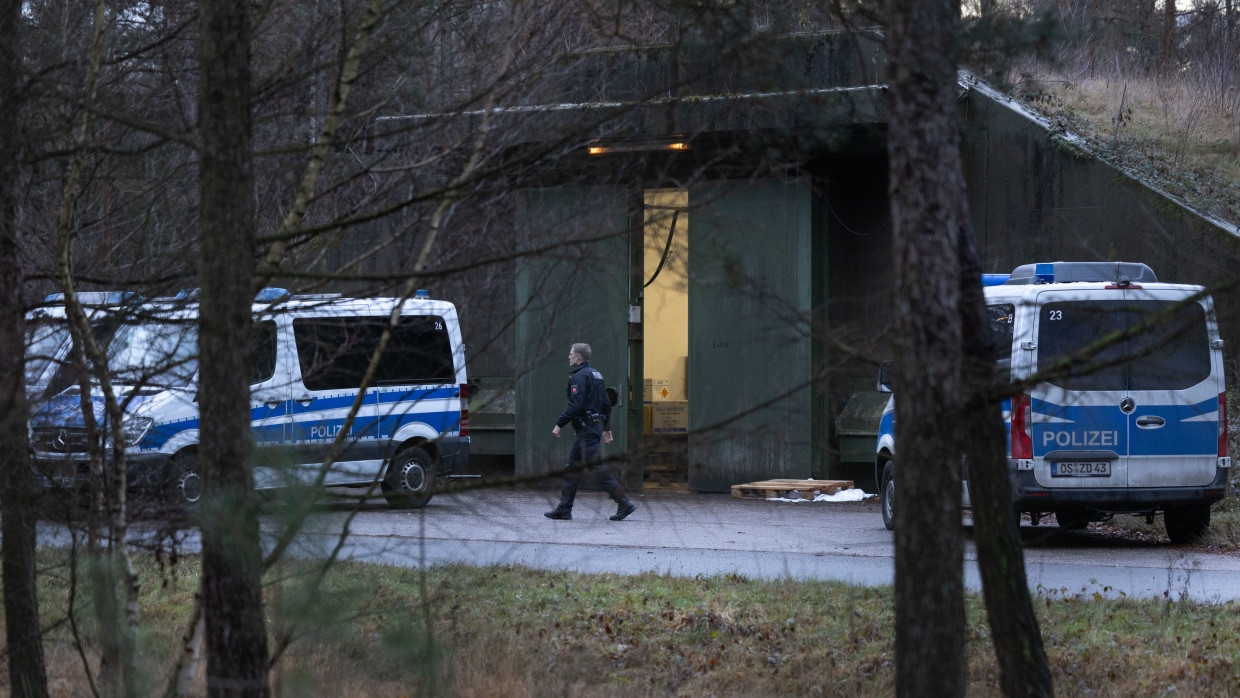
top-left (514, 187), bottom-right (630, 479)
top-left (688, 178), bottom-right (813, 492)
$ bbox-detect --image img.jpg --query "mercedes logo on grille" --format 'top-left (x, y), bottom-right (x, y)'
top-left (1119, 397), bottom-right (1136, 414)
top-left (53, 429), bottom-right (69, 451)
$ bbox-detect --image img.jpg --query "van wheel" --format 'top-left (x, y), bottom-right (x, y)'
top-left (880, 461), bottom-right (895, 531)
top-left (166, 453), bottom-right (202, 509)
top-left (1055, 507), bottom-right (1090, 531)
top-left (382, 447), bottom-right (436, 509)
top-left (1164, 505), bottom-right (1210, 544)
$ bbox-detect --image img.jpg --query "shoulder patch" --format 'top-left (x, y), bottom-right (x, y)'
top-left (592, 371), bottom-right (603, 379)
top-left (571, 386), bottom-right (578, 394)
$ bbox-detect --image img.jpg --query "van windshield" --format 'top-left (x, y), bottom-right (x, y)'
top-left (105, 321), bottom-right (199, 388)
top-left (26, 320), bottom-right (70, 385)
top-left (45, 319), bottom-right (198, 393)
top-left (1037, 299), bottom-right (1211, 391)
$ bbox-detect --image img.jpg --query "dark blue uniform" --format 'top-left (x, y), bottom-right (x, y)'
top-left (548, 361), bottom-right (632, 518)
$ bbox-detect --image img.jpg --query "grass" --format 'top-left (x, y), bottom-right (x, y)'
top-left (1006, 64), bottom-right (1240, 228)
top-left (12, 547), bottom-right (1240, 697)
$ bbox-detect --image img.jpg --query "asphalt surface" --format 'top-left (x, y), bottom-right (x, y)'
top-left (40, 486), bottom-right (1240, 602)
top-left (276, 486), bottom-right (1240, 602)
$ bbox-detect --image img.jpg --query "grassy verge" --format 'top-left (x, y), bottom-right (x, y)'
top-left (1007, 66), bottom-right (1240, 229)
top-left (14, 548), bottom-right (1240, 696)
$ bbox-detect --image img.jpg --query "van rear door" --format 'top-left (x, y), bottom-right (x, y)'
top-left (1119, 288), bottom-right (1219, 488)
top-left (1030, 289), bottom-right (1219, 490)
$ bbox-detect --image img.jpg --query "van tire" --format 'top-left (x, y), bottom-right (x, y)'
top-left (880, 461), bottom-right (895, 531)
top-left (1055, 507), bottom-right (1090, 531)
top-left (382, 447), bottom-right (436, 509)
top-left (166, 453), bottom-right (202, 509)
top-left (1164, 505), bottom-right (1210, 544)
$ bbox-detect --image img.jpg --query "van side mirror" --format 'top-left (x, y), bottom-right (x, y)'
top-left (607, 386), bottom-right (621, 407)
top-left (877, 361), bottom-right (894, 393)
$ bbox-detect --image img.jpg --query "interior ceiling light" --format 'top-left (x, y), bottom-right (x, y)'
top-left (587, 140), bottom-right (690, 155)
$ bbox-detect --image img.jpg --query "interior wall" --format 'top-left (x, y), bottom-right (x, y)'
top-left (642, 190), bottom-right (689, 403)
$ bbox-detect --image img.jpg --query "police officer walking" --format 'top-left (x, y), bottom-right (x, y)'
top-left (544, 343), bottom-right (637, 521)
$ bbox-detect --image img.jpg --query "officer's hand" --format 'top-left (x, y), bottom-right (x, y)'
top-left (552, 425), bottom-right (561, 438)
top-left (602, 430), bottom-right (613, 444)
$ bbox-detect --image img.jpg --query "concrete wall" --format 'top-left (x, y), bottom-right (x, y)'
top-left (961, 80), bottom-right (1240, 352)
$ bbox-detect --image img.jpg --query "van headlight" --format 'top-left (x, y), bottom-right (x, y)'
top-left (121, 417), bottom-right (154, 446)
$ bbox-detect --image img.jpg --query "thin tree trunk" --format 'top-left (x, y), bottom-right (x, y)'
top-left (885, 0), bottom-right (968, 694)
top-left (165, 588), bottom-right (206, 698)
top-left (1227, 0), bottom-right (1235, 57)
top-left (958, 219), bottom-right (1054, 697)
top-left (198, 0), bottom-right (271, 694)
top-left (1163, 0), bottom-right (1177, 72)
top-left (53, 1), bottom-right (142, 693)
top-left (0, 0), bottom-right (50, 694)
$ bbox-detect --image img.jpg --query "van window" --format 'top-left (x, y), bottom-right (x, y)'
top-left (293, 316), bottom-right (455, 390)
top-left (988, 304), bottom-right (1014, 348)
top-left (989, 303), bottom-right (1015, 380)
top-left (26, 320), bottom-right (71, 385)
top-left (251, 321), bottom-right (277, 384)
top-left (1037, 300), bottom-right (1211, 391)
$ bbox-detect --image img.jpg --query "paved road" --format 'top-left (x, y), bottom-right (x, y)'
top-left (42, 487), bottom-right (1240, 602)
top-left (268, 487), bottom-right (1240, 602)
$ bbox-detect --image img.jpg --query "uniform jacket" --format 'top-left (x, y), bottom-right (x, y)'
top-left (556, 361), bottom-right (611, 431)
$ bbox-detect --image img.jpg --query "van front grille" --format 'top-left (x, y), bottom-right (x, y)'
top-left (31, 427), bottom-right (93, 454)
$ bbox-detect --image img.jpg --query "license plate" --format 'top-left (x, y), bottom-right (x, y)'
top-left (1050, 461), bottom-right (1111, 477)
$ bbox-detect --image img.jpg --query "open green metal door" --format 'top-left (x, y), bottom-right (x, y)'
top-left (688, 178), bottom-right (813, 492)
top-left (514, 186), bottom-right (631, 480)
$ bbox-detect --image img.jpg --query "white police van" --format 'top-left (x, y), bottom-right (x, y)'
top-left (876, 262), bottom-right (1229, 543)
top-left (29, 289), bottom-right (470, 509)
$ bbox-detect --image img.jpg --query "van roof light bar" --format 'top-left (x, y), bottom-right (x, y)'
top-left (1004, 261), bottom-right (1157, 285)
top-left (255, 287), bottom-right (290, 302)
top-left (43, 291), bottom-right (143, 306)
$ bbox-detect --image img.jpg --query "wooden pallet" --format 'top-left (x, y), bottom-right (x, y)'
top-left (730, 479), bottom-right (853, 500)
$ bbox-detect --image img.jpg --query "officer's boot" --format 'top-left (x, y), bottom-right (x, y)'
top-left (609, 497), bottom-right (636, 521)
top-left (544, 503), bottom-right (573, 520)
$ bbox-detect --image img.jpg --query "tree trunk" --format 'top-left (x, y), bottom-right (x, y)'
top-left (1162, 0), bottom-right (1176, 72)
top-left (1227, 0), bottom-right (1235, 53)
top-left (0, 2), bottom-right (50, 695)
top-left (884, 1), bottom-right (968, 694)
top-left (198, 0), bottom-right (271, 695)
top-left (957, 223), bottom-right (1054, 697)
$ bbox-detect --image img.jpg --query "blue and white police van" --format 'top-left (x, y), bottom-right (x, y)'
top-left (875, 262), bottom-right (1229, 543)
top-left (29, 289), bottom-right (470, 509)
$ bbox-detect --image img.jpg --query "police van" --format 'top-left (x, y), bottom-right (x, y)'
top-left (875, 262), bottom-right (1229, 543)
top-left (29, 289), bottom-right (470, 509)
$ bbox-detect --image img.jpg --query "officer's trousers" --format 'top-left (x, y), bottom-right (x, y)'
top-left (557, 428), bottom-right (625, 507)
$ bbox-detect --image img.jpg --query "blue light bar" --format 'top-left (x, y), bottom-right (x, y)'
top-left (415, 289), bottom-right (430, 299)
top-left (982, 274), bottom-right (1010, 287)
top-left (1034, 263), bottom-right (1055, 284)
top-left (255, 287), bottom-right (289, 302)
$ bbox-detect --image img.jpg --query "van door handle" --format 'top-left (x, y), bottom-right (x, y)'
top-left (1135, 416), bottom-right (1166, 428)
top-left (296, 395), bottom-right (314, 407)
top-left (264, 398), bottom-right (283, 410)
